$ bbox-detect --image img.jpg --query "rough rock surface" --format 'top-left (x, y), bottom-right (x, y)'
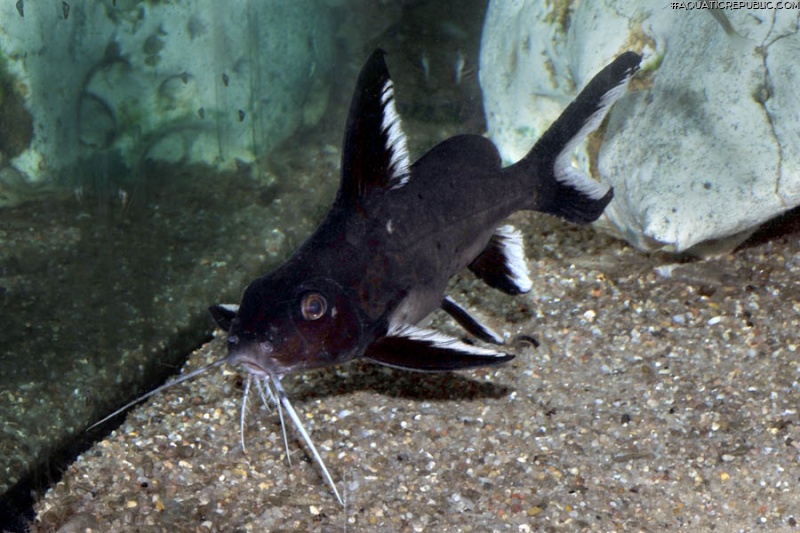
top-left (480, 2), bottom-right (800, 252)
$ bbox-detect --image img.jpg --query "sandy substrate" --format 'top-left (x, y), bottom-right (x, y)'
top-left (28, 211), bottom-right (800, 532)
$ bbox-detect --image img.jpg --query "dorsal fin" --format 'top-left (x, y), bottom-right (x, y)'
top-left (338, 49), bottom-right (411, 204)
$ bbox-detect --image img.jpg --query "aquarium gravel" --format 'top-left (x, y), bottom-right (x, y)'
top-left (31, 210), bottom-right (800, 532)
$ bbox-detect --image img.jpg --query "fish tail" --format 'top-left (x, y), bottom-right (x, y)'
top-left (511, 51), bottom-right (640, 224)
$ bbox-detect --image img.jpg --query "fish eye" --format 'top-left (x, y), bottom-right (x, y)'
top-left (300, 292), bottom-right (327, 321)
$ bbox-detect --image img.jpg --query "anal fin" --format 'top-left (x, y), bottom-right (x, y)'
top-left (363, 325), bottom-right (513, 372)
top-left (468, 225), bottom-right (532, 295)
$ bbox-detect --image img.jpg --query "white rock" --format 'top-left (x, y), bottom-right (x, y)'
top-left (0, 0), bottom-right (334, 184)
top-left (480, 2), bottom-right (800, 252)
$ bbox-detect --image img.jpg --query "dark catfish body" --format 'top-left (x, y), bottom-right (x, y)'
top-left (211, 49), bottom-right (641, 377)
top-left (94, 49), bottom-right (641, 506)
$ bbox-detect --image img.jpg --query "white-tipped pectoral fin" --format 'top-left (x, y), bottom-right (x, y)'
top-left (364, 324), bottom-right (514, 371)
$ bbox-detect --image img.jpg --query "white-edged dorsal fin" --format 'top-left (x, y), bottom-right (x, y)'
top-left (379, 79), bottom-right (410, 187)
top-left (338, 49), bottom-right (412, 204)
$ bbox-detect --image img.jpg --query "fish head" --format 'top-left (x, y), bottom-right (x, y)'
top-left (210, 273), bottom-right (367, 377)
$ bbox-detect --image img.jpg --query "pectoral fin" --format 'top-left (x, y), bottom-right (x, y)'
top-left (363, 325), bottom-right (513, 372)
top-left (209, 303), bottom-right (239, 331)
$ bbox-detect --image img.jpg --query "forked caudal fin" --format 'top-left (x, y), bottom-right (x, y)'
top-left (509, 51), bottom-right (641, 224)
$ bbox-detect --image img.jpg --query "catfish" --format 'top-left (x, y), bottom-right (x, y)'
top-left (94, 49), bottom-right (641, 504)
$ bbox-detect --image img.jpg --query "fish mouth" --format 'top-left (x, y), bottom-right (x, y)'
top-left (225, 336), bottom-right (278, 377)
top-left (241, 361), bottom-right (270, 377)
